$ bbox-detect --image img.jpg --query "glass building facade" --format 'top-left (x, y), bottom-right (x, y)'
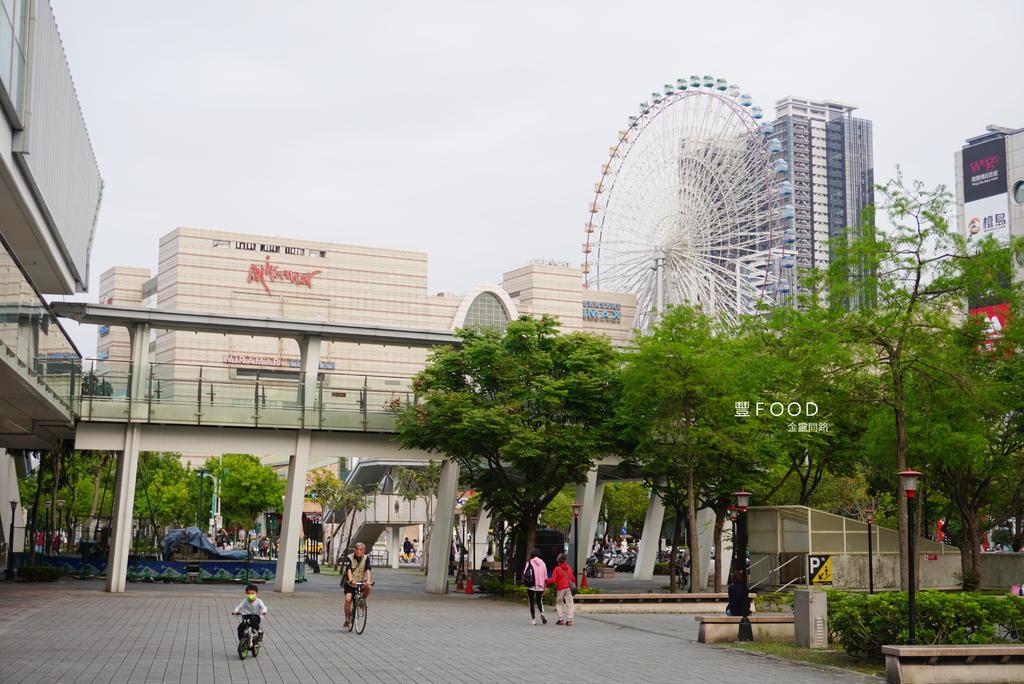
top-left (773, 98), bottom-right (874, 303)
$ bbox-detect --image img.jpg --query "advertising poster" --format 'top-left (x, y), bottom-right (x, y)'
top-left (970, 303), bottom-right (1010, 352)
top-left (963, 138), bottom-right (1009, 245)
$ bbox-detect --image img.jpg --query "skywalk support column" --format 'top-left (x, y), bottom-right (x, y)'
top-left (426, 459), bottom-right (458, 594)
top-left (574, 468), bottom-right (600, 579)
top-left (275, 336), bottom-right (321, 593)
top-left (389, 526), bottom-right (401, 568)
top-left (473, 505), bottom-right (491, 569)
top-left (105, 323), bottom-right (150, 593)
top-left (633, 490), bottom-right (666, 581)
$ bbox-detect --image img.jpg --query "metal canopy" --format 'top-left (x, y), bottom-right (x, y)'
top-left (50, 303), bottom-right (461, 348)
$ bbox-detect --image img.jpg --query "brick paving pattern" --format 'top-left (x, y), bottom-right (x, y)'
top-left (0, 569), bottom-right (879, 683)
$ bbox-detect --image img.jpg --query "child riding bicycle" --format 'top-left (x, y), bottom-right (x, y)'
top-left (232, 584), bottom-right (267, 642)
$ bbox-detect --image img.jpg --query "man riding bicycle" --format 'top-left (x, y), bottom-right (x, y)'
top-left (343, 542), bottom-right (372, 629)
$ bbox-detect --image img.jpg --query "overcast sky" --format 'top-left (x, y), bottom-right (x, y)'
top-left (50, 0), bottom-right (1020, 357)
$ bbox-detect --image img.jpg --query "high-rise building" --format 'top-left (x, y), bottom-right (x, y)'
top-left (772, 97), bottom-right (874, 299)
top-left (954, 124), bottom-right (1024, 347)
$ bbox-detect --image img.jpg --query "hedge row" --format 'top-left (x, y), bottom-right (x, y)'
top-left (479, 580), bottom-right (601, 605)
top-left (17, 566), bottom-right (62, 582)
top-left (827, 590), bottom-right (1024, 659)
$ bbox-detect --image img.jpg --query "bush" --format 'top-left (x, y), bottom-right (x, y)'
top-left (827, 591), bottom-right (1024, 660)
top-left (17, 566), bottom-right (62, 582)
top-left (479, 579), bottom-right (601, 605)
top-left (754, 592), bottom-right (793, 613)
top-left (653, 562), bottom-right (669, 575)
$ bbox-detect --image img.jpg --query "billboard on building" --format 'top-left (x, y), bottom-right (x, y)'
top-left (963, 138), bottom-right (1009, 245)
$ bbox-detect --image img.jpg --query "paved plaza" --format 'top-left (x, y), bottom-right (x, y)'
top-left (0, 569), bottom-right (880, 684)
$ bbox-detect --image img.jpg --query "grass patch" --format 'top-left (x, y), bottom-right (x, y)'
top-left (729, 641), bottom-right (885, 678)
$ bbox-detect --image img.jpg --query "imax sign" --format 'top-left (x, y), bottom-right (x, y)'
top-left (583, 300), bottom-right (621, 322)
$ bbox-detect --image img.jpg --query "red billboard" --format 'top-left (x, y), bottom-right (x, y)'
top-left (970, 303), bottom-right (1010, 352)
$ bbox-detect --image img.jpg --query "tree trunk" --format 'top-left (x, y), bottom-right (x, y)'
top-left (86, 453), bottom-right (108, 536)
top-left (668, 508), bottom-right (682, 594)
top-left (686, 467), bottom-right (700, 594)
top-left (50, 451), bottom-right (61, 550)
top-left (27, 464), bottom-right (45, 566)
top-left (893, 399), bottom-right (909, 591)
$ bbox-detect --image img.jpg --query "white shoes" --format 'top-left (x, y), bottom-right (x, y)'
top-left (529, 619), bottom-right (536, 625)
top-left (540, 613), bottom-right (548, 624)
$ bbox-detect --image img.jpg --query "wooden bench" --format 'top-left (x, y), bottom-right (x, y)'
top-left (696, 615), bottom-right (795, 644)
top-left (573, 592), bottom-right (754, 614)
top-left (883, 645), bottom-right (1024, 684)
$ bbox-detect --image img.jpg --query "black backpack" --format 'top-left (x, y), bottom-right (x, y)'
top-left (523, 562), bottom-right (535, 586)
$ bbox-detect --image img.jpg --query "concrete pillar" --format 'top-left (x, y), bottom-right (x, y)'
top-left (472, 505), bottom-right (491, 569)
top-left (274, 430), bottom-right (311, 593)
top-left (574, 469), bottom-right (600, 577)
top-left (105, 322), bottom-right (150, 593)
top-left (425, 459), bottom-right (458, 594)
top-left (388, 526), bottom-right (401, 569)
top-left (696, 507), bottom-right (716, 591)
top-left (274, 335), bottom-right (322, 592)
top-left (297, 336), bottom-right (322, 420)
top-left (104, 424), bottom-right (142, 592)
top-left (633, 490), bottom-right (666, 581)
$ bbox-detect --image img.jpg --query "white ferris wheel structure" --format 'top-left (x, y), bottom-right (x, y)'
top-left (583, 75), bottom-right (795, 332)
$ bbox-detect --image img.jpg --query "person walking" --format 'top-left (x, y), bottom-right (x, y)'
top-left (546, 553), bottom-right (575, 626)
top-left (523, 548), bottom-right (548, 625)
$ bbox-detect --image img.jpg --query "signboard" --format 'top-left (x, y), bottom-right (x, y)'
top-left (963, 138), bottom-right (1009, 245)
top-left (926, 555), bottom-right (938, 561)
top-left (809, 554), bottom-right (832, 585)
top-left (970, 303), bottom-right (1011, 352)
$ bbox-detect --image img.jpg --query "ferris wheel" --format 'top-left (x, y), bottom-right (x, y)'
top-left (583, 75), bottom-right (793, 332)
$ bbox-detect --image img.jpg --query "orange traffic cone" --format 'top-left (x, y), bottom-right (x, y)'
top-left (465, 572), bottom-right (474, 594)
top-left (581, 573), bottom-right (588, 589)
top-left (455, 568), bottom-right (464, 591)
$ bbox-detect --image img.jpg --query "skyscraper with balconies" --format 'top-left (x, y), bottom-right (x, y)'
top-left (772, 97), bottom-right (873, 299)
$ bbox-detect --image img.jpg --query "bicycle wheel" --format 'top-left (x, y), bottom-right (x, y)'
top-left (252, 639), bottom-right (260, 658)
top-left (354, 598), bottom-right (367, 634)
top-left (237, 637), bottom-right (248, 660)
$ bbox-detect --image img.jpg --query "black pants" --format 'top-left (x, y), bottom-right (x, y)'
top-left (527, 589), bottom-right (545, 619)
top-left (237, 615), bottom-right (261, 640)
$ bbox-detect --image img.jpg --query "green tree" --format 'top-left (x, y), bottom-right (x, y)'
top-left (772, 171), bottom-right (1024, 590)
top-left (616, 305), bottom-right (776, 592)
top-left (203, 454), bottom-right (286, 532)
top-left (393, 314), bottom-right (620, 574)
top-left (600, 483), bottom-right (649, 540)
top-left (395, 461), bottom-right (441, 572)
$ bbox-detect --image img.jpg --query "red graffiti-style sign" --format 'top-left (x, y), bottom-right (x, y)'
top-left (247, 255), bottom-right (322, 296)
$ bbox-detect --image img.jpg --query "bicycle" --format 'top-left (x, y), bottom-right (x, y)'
top-left (346, 581), bottom-right (374, 635)
top-left (235, 614), bottom-right (263, 660)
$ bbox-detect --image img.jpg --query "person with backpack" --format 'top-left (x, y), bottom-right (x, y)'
top-left (546, 553), bottom-right (576, 626)
top-left (523, 548), bottom-right (548, 625)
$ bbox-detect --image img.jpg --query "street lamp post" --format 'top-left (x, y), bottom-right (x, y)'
top-left (470, 516), bottom-right (478, 571)
top-left (6, 501), bottom-right (16, 580)
top-left (898, 470), bottom-right (923, 645)
top-left (571, 502), bottom-right (583, 586)
top-left (734, 490), bottom-right (754, 642)
top-left (864, 509), bottom-right (875, 595)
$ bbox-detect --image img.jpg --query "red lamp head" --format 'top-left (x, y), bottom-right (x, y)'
top-left (571, 501), bottom-right (582, 518)
top-left (728, 507), bottom-right (739, 522)
top-left (734, 490), bottom-right (753, 512)
top-left (864, 509), bottom-right (874, 524)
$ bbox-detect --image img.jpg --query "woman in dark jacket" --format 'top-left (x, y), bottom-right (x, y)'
top-left (727, 571), bottom-right (747, 617)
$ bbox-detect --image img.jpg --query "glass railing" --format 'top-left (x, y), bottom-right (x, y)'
top-left (79, 359), bottom-right (413, 431)
top-left (0, 239), bottom-right (81, 414)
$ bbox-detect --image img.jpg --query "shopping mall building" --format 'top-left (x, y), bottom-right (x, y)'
top-left (95, 227), bottom-right (636, 453)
